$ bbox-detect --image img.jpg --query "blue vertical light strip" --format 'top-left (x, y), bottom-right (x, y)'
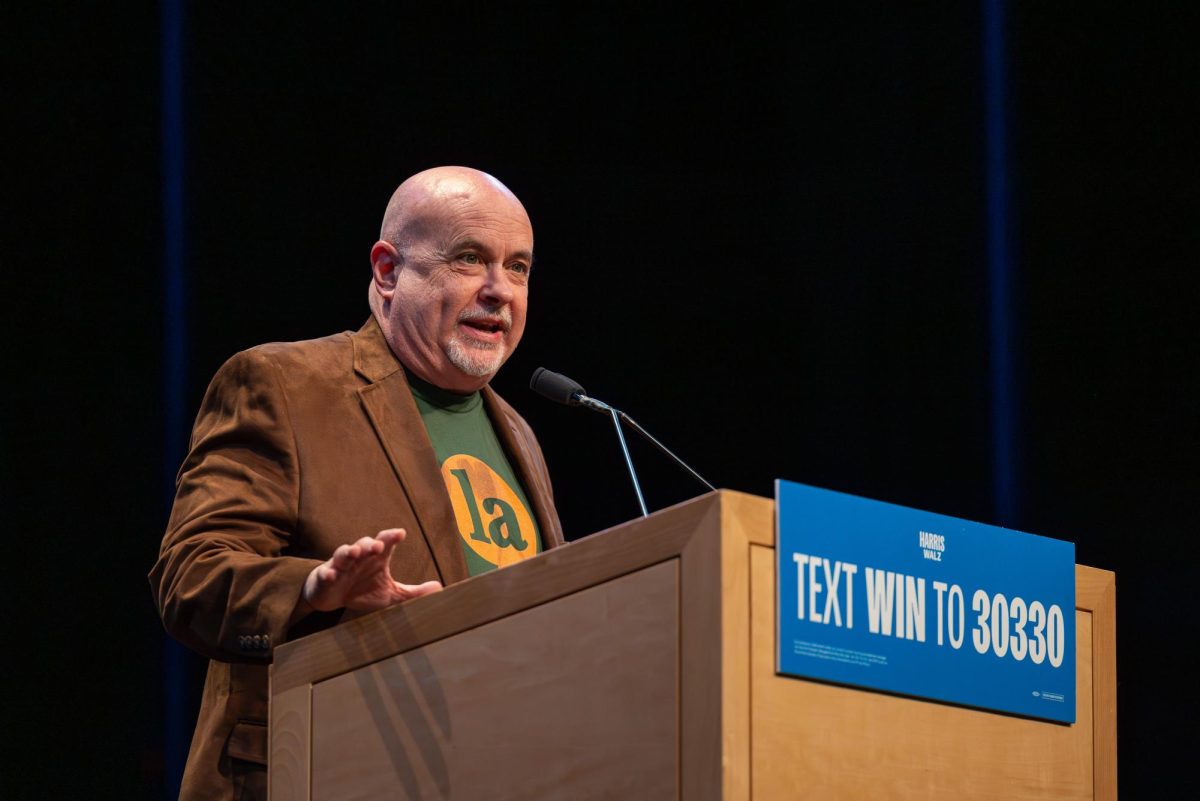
top-left (983, 0), bottom-right (1018, 524)
top-left (161, 0), bottom-right (188, 797)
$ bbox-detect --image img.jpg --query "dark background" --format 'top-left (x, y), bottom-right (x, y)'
top-left (4, 2), bottom-right (1195, 798)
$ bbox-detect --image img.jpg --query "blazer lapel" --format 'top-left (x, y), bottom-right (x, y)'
top-left (352, 319), bottom-right (469, 585)
top-left (483, 387), bottom-right (565, 549)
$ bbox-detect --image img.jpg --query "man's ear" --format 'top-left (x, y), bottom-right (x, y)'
top-left (370, 240), bottom-right (400, 298)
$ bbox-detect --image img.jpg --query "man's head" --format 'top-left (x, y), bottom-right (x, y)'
top-left (369, 166), bottom-right (533, 394)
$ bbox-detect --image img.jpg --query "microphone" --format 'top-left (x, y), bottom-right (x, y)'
top-left (529, 367), bottom-right (586, 406)
top-left (529, 367), bottom-right (610, 414)
top-left (530, 368), bottom-right (717, 518)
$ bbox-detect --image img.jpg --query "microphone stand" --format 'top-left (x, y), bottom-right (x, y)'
top-left (575, 393), bottom-right (716, 518)
top-left (528, 367), bottom-right (716, 520)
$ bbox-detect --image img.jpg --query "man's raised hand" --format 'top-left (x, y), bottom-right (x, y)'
top-left (301, 528), bottom-right (442, 612)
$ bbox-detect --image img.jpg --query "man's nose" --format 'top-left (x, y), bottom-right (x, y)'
top-left (479, 264), bottom-right (515, 305)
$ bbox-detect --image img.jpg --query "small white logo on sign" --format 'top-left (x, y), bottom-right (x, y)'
top-left (919, 530), bottom-right (945, 562)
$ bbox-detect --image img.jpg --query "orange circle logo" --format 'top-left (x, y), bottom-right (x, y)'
top-left (442, 454), bottom-right (538, 568)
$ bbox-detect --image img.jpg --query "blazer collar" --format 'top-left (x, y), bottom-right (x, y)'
top-left (482, 387), bottom-right (565, 549)
top-left (351, 317), bottom-right (468, 584)
top-left (352, 315), bottom-right (404, 383)
top-left (348, 317), bottom-right (562, 585)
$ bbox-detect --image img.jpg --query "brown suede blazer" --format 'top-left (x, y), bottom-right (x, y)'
top-left (150, 318), bottom-right (564, 801)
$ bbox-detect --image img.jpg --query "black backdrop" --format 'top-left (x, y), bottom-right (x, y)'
top-left (4, 3), bottom-right (1196, 798)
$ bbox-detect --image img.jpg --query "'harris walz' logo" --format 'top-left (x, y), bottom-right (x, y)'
top-left (919, 530), bottom-right (945, 562)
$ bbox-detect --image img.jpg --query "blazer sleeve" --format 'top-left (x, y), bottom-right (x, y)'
top-left (149, 348), bottom-right (322, 662)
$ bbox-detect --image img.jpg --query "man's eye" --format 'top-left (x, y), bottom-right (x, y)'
top-left (508, 262), bottom-right (530, 275)
top-left (461, 253), bottom-right (481, 265)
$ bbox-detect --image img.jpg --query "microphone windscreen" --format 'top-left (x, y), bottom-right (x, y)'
top-left (530, 367), bottom-right (585, 405)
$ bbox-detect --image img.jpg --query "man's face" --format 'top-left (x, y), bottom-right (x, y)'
top-left (380, 188), bottom-right (532, 393)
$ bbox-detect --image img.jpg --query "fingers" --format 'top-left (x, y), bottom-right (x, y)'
top-left (338, 528), bottom-right (407, 558)
top-left (330, 543), bottom-right (357, 569)
top-left (331, 533), bottom-right (391, 568)
top-left (396, 579), bottom-right (443, 600)
top-left (303, 561), bottom-right (342, 610)
top-left (376, 528), bottom-right (407, 544)
top-left (303, 528), bottom-right (417, 612)
top-left (346, 535), bottom-right (384, 559)
top-left (340, 529), bottom-right (405, 576)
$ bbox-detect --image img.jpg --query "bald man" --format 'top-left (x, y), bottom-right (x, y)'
top-left (151, 167), bottom-right (565, 801)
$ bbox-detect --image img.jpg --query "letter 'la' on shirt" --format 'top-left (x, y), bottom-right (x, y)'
top-left (407, 370), bottom-right (543, 576)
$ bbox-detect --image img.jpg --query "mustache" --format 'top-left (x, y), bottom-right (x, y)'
top-left (458, 306), bottom-right (512, 332)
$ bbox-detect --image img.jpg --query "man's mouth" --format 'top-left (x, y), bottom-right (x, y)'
top-left (462, 319), bottom-right (504, 333)
top-left (458, 315), bottom-right (509, 343)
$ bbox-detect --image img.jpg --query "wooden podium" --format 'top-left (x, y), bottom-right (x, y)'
top-left (269, 490), bottom-right (1117, 800)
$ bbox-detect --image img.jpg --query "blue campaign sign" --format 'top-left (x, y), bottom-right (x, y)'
top-left (776, 480), bottom-right (1076, 723)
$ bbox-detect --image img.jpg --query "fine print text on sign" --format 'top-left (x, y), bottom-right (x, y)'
top-left (776, 481), bottom-right (1076, 723)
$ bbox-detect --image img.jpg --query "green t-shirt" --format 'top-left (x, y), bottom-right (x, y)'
top-left (407, 371), bottom-right (543, 576)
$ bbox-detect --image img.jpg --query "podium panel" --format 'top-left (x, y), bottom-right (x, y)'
top-left (750, 546), bottom-right (1099, 799)
top-left (309, 562), bottom-right (679, 799)
top-left (270, 491), bottom-right (1116, 800)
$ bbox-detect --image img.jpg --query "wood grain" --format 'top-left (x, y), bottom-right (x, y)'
top-left (1076, 565), bottom-right (1117, 800)
top-left (680, 497), bottom-right (723, 801)
top-left (308, 561), bottom-right (680, 800)
top-left (717, 492), bottom-right (770, 800)
top-left (269, 683), bottom-right (311, 801)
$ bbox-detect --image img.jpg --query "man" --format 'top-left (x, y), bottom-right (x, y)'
top-left (151, 167), bottom-right (564, 801)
